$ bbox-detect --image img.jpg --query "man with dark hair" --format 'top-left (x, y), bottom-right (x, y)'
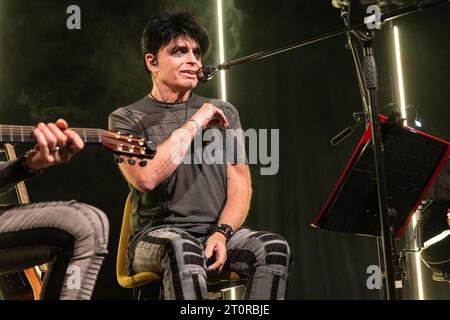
top-left (0, 119), bottom-right (109, 299)
top-left (109, 9), bottom-right (291, 300)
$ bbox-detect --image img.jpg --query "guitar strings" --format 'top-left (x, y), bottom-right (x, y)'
top-left (0, 126), bottom-right (140, 136)
top-left (0, 126), bottom-right (149, 160)
top-left (0, 127), bottom-right (147, 147)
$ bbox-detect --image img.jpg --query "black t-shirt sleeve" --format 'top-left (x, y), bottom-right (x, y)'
top-left (108, 108), bottom-right (143, 136)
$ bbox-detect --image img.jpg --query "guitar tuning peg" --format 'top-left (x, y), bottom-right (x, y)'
top-left (127, 158), bottom-right (136, 165)
top-left (114, 155), bottom-right (124, 163)
top-left (139, 160), bottom-right (147, 167)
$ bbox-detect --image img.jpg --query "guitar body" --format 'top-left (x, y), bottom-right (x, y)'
top-left (0, 272), bottom-right (35, 300)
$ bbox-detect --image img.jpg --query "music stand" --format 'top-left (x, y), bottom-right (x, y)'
top-left (312, 117), bottom-right (450, 239)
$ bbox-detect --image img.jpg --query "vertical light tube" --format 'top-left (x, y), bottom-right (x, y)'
top-left (394, 25), bottom-right (425, 300)
top-left (393, 26), bottom-right (407, 125)
top-left (217, 0), bottom-right (227, 101)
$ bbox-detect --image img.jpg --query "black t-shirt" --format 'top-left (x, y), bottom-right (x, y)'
top-left (109, 93), bottom-right (246, 237)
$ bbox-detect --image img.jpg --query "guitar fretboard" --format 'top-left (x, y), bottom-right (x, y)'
top-left (0, 125), bottom-right (105, 144)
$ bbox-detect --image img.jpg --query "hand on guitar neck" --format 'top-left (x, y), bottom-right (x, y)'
top-left (23, 119), bottom-right (84, 172)
top-left (0, 120), bottom-right (156, 167)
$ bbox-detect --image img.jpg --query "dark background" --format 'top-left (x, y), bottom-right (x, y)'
top-left (0, 0), bottom-right (448, 299)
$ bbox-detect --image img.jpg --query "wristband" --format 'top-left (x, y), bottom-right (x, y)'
top-left (187, 118), bottom-right (201, 134)
top-left (208, 224), bottom-right (234, 241)
top-left (21, 150), bottom-right (44, 175)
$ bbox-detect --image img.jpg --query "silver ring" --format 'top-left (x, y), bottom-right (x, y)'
top-left (50, 146), bottom-right (60, 153)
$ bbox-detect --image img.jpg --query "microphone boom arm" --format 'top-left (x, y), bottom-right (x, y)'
top-left (214, 0), bottom-right (445, 72)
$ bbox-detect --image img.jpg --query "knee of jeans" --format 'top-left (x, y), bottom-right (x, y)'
top-left (257, 233), bottom-right (291, 272)
top-left (164, 236), bottom-right (206, 272)
top-left (67, 204), bottom-right (109, 256)
top-left (75, 203), bottom-right (109, 237)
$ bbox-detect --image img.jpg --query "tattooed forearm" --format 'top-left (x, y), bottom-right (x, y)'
top-left (154, 157), bottom-right (172, 176)
top-left (155, 130), bottom-right (191, 177)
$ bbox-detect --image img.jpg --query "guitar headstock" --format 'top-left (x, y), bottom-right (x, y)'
top-left (99, 130), bottom-right (156, 164)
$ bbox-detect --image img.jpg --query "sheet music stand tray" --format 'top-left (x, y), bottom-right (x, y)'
top-left (312, 117), bottom-right (450, 239)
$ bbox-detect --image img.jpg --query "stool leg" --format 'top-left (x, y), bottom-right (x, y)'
top-left (159, 284), bottom-right (164, 300)
top-left (220, 285), bottom-right (246, 300)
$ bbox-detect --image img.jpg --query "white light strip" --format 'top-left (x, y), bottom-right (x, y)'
top-left (424, 230), bottom-right (450, 248)
top-left (393, 26), bottom-right (407, 125)
top-left (414, 233), bottom-right (425, 300)
top-left (217, 0), bottom-right (227, 101)
top-left (394, 26), bottom-right (425, 300)
top-left (411, 212), bottom-right (422, 300)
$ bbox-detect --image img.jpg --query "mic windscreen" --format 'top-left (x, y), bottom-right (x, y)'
top-left (197, 65), bottom-right (216, 82)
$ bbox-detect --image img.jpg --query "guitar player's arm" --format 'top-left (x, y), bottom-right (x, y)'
top-left (0, 119), bottom-right (84, 195)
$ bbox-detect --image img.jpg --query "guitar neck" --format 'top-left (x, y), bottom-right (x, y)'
top-left (0, 125), bottom-right (154, 160)
top-left (0, 125), bottom-right (106, 144)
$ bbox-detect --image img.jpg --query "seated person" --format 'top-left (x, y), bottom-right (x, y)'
top-left (0, 119), bottom-right (109, 299)
top-left (109, 9), bottom-right (292, 299)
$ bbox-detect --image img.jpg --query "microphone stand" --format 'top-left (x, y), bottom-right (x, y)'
top-left (206, 0), bottom-right (447, 300)
top-left (361, 32), bottom-right (403, 300)
top-left (331, 1), bottom-right (369, 146)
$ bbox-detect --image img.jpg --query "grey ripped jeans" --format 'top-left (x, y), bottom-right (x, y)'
top-left (130, 226), bottom-right (292, 300)
top-left (0, 200), bottom-right (109, 300)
